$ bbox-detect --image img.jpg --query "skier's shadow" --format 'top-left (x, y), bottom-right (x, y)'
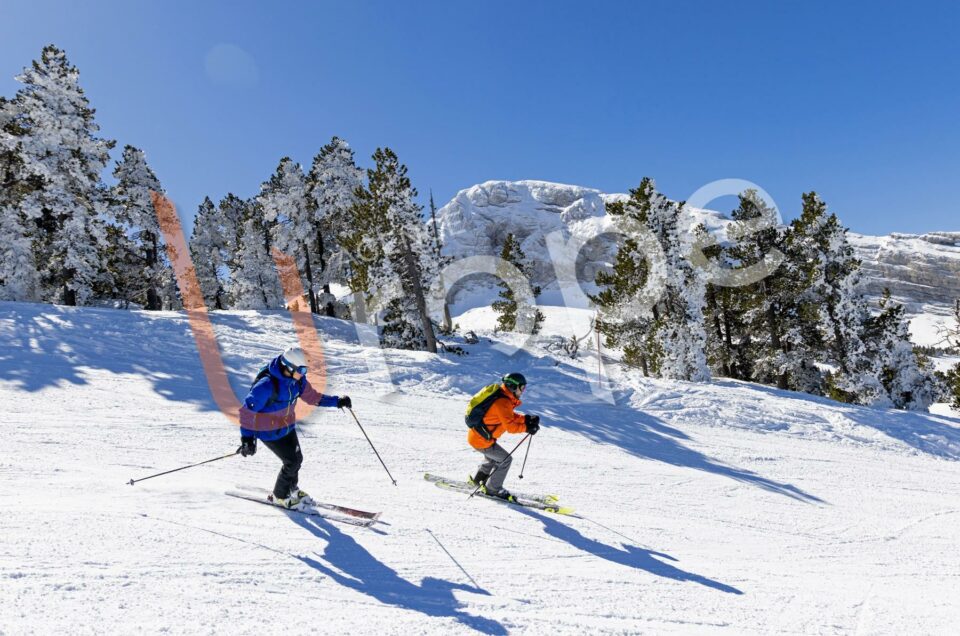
top-left (516, 508), bottom-right (743, 595)
top-left (288, 514), bottom-right (507, 635)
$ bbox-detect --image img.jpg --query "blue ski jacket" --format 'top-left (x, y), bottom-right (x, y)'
top-left (239, 356), bottom-right (339, 441)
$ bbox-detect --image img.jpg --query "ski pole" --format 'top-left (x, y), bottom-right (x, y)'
top-left (468, 434), bottom-right (530, 499)
top-left (345, 407), bottom-right (397, 486)
top-left (127, 450), bottom-right (239, 486)
top-left (518, 435), bottom-right (532, 479)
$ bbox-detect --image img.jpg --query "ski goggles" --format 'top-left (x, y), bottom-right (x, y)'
top-left (281, 358), bottom-right (308, 375)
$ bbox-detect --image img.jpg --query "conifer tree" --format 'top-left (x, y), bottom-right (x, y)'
top-left (353, 148), bottom-right (439, 351)
top-left (229, 210), bottom-right (284, 310)
top-left (789, 193), bottom-right (885, 402)
top-left (491, 233), bottom-right (545, 333)
top-left (188, 197), bottom-right (227, 309)
top-left (110, 145), bottom-right (177, 309)
top-left (723, 191), bottom-right (821, 391)
top-left (0, 96), bottom-right (40, 301)
top-left (591, 178), bottom-right (709, 381)
top-left (307, 137), bottom-right (364, 316)
top-left (591, 222), bottom-right (654, 373)
top-left (861, 290), bottom-right (938, 410)
top-left (946, 363), bottom-right (960, 410)
top-left (12, 45), bottom-right (115, 305)
top-left (696, 224), bottom-right (746, 378)
top-left (217, 194), bottom-right (282, 310)
top-left (259, 157), bottom-right (315, 310)
top-left (944, 301), bottom-right (960, 409)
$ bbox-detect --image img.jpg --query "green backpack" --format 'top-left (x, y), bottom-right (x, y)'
top-left (464, 382), bottom-right (505, 440)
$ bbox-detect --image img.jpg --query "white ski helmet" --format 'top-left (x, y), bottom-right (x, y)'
top-left (280, 346), bottom-right (308, 373)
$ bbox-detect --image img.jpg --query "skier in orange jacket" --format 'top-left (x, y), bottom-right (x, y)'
top-left (467, 373), bottom-right (540, 500)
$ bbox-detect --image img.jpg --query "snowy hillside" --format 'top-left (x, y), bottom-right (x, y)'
top-left (3, 301), bottom-right (960, 634)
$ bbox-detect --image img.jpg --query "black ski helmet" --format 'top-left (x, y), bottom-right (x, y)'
top-left (502, 372), bottom-right (527, 393)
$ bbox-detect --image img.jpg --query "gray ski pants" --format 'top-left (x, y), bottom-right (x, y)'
top-left (475, 442), bottom-right (512, 492)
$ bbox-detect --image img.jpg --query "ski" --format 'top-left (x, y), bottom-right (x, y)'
top-left (235, 485), bottom-right (381, 520)
top-left (423, 473), bottom-right (560, 505)
top-left (226, 490), bottom-right (380, 527)
top-left (423, 473), bottom-right (575, 515)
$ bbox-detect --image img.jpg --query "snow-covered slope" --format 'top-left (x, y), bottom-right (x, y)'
top-left (3, 301), bottom-right (960, 634)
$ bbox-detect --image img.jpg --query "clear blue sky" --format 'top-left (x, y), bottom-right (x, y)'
top-left (2, 0), bottom-right (958, 235)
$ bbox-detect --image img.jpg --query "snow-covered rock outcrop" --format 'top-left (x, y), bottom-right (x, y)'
top-left (850, 232), bottom-right (960, 309)
top-left (436, 180), bottom-right (618, 292)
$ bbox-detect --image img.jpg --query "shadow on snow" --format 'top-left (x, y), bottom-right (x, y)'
top-left (543, 397), bottom-right (826, 503)
top-left (288, 513), bottom-right (506, 635)
top-left (515, 507), bottom-right (743, 595)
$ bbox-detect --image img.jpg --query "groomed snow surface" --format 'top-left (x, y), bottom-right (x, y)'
top-left (2, 301), bottom-right (960, 634)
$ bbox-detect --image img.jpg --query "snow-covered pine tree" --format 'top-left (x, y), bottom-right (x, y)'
top-left (491, 233), bottom-right (545, 334)
top-left (946, 361), bottom-right (960, 410)
top-left (307, 137), bottom-right (364, 316)
top-left (110, 145), bottom-right (178, 309)
top-left (945, 300), bottom-right (960, 409)
top-left (188, 197), bottom-right (228, 309)
top-left (723, 191), bottom-right (820, 392)
top-left (228, 205), bottom-right (285, 310)
top-left (647, 185), bottom-right (710, 381)
top-left (12, 45), bottom-right (115, 306)
top-left (0, 95), bottom-right (41, 301)
top-left (861, 290), bottom-right (939, 410)
top-left (216, 193), bottom-right (254, 308)
top-left (258, 157), bottom-right (317, 311)
top-left (591, 206), bottom-right (655, 374)
top-left (591, 177), bottom-right (709, 381)
top-left (696, 224), bottom-right (745, 378)
top-left (789, 193), bottom-right (885, 404)
top-left (354, 148), bottom-right (439, 352)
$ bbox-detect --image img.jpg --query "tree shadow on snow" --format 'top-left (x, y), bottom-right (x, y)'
top-left (516, 508), bottom-right (743, 595)
top-left (288, 514), bottom-right (507, 635)
top-left (0, 303), bottom-right (258, 409)
top-left (0, 303), bottom-right (314, 422)
top-left (541, 397), bottom-right (824, 503)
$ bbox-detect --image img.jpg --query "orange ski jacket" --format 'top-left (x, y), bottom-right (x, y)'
top-left (467, 385), bottom-right (529, 450)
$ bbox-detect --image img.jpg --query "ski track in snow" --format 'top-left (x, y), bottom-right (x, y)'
top-left (2, 301), bottom-right (960, 634)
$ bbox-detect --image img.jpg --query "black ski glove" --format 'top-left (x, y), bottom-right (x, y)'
top-left (238, 436), bottom-right (257, 457)
top-left (336, 396), bottom-right (352, 409)
top-left (525, 414), bottom-right (540, 435)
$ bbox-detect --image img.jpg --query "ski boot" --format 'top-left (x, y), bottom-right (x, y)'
top-left (269, 493), bottom-right (299, 509)
top-left (468, 471), bottom-right (489, 488)
top-left (290, 488), bottom-right (313, 506)
top-left (270, 487), bottom-right (311, 509)
top-left (482, 485), bottom-right (515, 502)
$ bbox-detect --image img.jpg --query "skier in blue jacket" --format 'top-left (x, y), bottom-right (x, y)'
top-left (238, 346), bottom-right (350, 508)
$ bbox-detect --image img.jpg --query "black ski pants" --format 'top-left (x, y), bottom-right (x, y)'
top-left (263, 429), bottom-right (303, 498)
